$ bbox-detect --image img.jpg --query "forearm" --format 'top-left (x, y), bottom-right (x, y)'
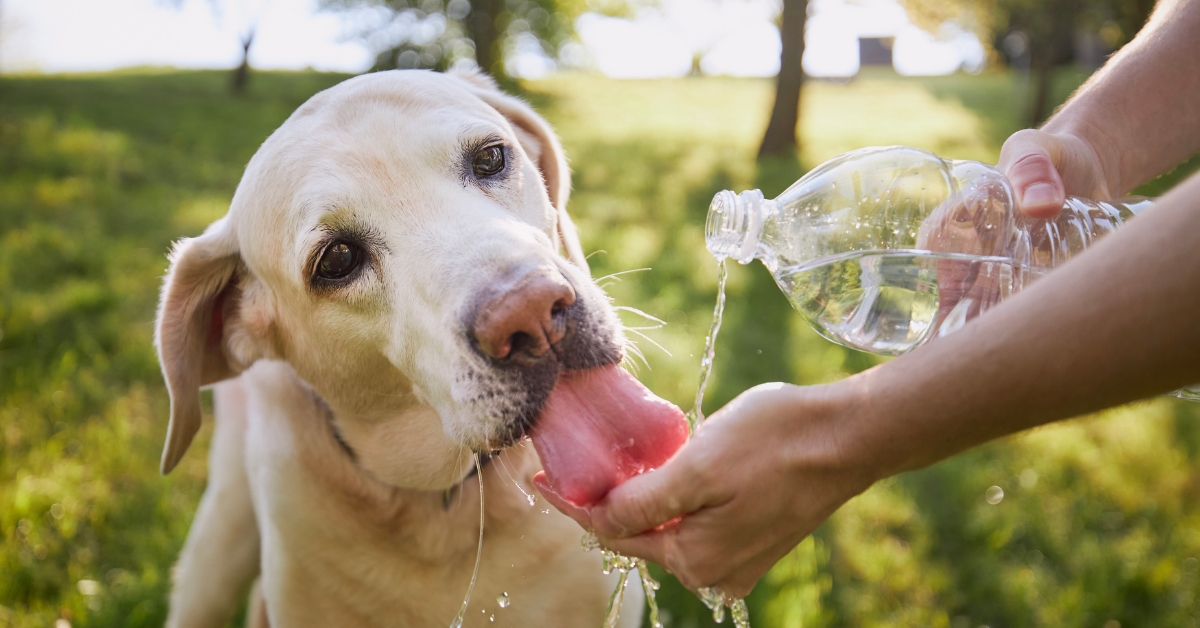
top-left (841, 171), bottom-right (1200, 477)
top-left (1043, 0), bottom-right (1200, 194)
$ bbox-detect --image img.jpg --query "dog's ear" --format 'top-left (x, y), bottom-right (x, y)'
top-left (451, 69), bottom-right (588, 271)
top-left (155, 218), bottom-right (248, 474)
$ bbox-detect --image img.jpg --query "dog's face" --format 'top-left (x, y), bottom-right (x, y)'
top-left (155, 70), bottom-right (624, 489)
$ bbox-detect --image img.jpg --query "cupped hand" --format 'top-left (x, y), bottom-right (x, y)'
top-left (998, 129), bottom-right (1115, 218)
top-left (535, 382), bottom-right (879, 598)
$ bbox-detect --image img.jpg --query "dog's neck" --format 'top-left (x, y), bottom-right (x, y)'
top-left (291, 366), bottom-right (483, 493)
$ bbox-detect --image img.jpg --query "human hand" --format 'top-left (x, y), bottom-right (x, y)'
top-left (998, 128), bottom-right (1116, 218)
top-left (534, 382), bottom-right (879, 597)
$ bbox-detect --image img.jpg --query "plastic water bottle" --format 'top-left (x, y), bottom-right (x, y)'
top-left (705, 146), bottom-right (1198, 401)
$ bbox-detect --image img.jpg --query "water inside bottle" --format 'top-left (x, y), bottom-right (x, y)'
top-left (774, 249), bottom-right (1036, 355)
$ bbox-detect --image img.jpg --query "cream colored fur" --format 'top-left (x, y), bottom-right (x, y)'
top-left (156, 69), bottom-right (641, 628)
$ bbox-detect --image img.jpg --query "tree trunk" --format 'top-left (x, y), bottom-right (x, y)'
top-left (1027, 53), bottom-right (1054, 127)
top-left (468, 0), bottom-right (501, 78)
top-left (231, 30), bottom-right (254, 95)
top-left (1023, 0), bottom-right (1076, 127)
top-left (758, 0), bottom-right (808, 159)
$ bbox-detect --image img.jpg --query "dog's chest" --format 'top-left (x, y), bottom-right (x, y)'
top-left (240, 396), bottom-right (635, 627)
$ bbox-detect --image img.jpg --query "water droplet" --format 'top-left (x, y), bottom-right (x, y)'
top-left (526, 493), bottom-right (536, 506)
top-left (541, 508), bottom-right (550, 514)
top-left (489, 614), bottom-right (495, 622)
top-left (497, 592), bottom-right (510, 608)
top-left (986, 485), bottom-right (1004, 504)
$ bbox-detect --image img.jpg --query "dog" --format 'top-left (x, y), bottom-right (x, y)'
top-left (154, 69), bottom-right (648, 627)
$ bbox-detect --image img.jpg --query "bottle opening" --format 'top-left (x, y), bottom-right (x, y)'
top-left (706, 189), bottom-right (764, 264)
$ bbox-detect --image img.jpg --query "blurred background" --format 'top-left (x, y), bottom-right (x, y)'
top-left (2, 0), bottom-right (1200, 626)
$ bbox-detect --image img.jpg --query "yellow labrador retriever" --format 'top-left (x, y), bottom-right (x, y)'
top-left (154, 69), bottom-right (689, 627)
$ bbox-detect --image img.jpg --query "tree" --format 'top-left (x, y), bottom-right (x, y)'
top-left (230, 29), bottom-right (254, 94)
top-left (902, 0), bottom-right (1156, 127)
top-left (159, 0), bottom-right (263, 95)
top-left (758, 0), bottom-right (808, 159)
top-left (320, 0), bottom-right (579, 80)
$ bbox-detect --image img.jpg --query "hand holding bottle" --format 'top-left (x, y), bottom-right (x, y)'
top-left (998, 129), bottom-right (1117, 218)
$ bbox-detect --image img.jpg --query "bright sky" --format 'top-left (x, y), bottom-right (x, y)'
top-left (0, 0), bottom-right (983, 78)
top-left (0, 0), bottom-right (374, 73)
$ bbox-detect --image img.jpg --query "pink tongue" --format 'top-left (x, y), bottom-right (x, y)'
top-left (530, 365), bottom-right (689, 507)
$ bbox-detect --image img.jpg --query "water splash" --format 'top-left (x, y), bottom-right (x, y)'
top-left (449, 454), bottom-right (486, 628)
top-left (603, 568), bottom-right (630, 628)
top-left (698, 587), bottom-right (750, 627)
top-left (582, 531), bottom-right (663, 628)
top-left (636, 559), bottom-right (664, 628)
top-left (686, 258), bottom-right (728, 433)
top-left (699, 587), bottom-right (727, 623)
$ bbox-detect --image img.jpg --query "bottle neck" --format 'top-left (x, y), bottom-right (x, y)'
top-left (706, 189), bottom-right (770, 265)
top-left (1107, 195), bottom-right (1154, 222)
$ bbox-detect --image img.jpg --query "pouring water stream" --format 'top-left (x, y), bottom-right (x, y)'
top-left (590, 257), bottom-right (750, 628)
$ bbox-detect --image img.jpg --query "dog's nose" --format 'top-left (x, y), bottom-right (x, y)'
top-left (472, 268), bottom-right (576, 361)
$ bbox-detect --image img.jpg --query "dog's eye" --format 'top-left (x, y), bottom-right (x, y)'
top-left (472, 145), bottom-right (505, 178)
top-left (317, 242), bottom-right (362, 280)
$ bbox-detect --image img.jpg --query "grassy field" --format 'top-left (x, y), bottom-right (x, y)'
top-left (1, 67), bottom-right (1198, 628)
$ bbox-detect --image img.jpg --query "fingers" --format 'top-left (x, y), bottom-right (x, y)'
top-left (591, 452), bottom-right (716, 539)
top-left (532, 471), bottom-right (591, 529)
top-left (999, 129), bottom-right (1067, 218)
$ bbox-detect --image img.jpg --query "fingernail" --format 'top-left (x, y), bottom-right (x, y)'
top-left (1020, 182), bottom-right (1060, 209)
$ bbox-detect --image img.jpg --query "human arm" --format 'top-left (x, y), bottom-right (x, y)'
top-left (538, 170), bottom-right (1200, 597)
top-left (1000, 0), bottom-right (1200, 217)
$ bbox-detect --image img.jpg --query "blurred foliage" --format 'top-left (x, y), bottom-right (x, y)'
top-left (902, 0), bottom-right (1155, 124)
top-left (319, 0), bottom-right (580, 80)
top-left (903, 0), bottom-right (1153, 57)
top-left (1, 67), bottom-right (1198, 628)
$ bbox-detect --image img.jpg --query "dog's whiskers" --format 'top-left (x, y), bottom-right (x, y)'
top-left (624, 328), bottom-right (672, 358)
top-left (620, 340), bottom-right (649, 376)
top-left (614, 305), bottom-right (666, 326)
top-left (593, 267), bottom-right (651, 285)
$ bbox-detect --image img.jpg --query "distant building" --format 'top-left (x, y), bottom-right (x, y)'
top-left (803, 0), bottom-right (985, 78)
top-left (858, 37), bottom-right (894, 66)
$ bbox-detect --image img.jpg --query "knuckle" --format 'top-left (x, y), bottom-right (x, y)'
top-left (607, 494), bottom-right (656, 535)
top-left (627, 496), bottom-right (658, 530)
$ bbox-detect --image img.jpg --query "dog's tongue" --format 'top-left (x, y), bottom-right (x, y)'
top-left (530, 365), bottom-right (688, 507)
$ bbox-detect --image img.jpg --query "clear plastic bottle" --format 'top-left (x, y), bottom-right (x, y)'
top-left (706, 146), bottom-right (1198, 401)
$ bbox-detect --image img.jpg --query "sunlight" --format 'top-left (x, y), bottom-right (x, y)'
top-left (0, 0), bottom-right (372, 73)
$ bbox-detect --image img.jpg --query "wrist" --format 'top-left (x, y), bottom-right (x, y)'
top-left (811, 374), bottom-right (899, 487)
top-left (1040, 118), bottom-right (1128, 198)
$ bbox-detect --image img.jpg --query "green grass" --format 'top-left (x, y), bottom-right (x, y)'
top-left (1, 67), bottom-right (1198, 628)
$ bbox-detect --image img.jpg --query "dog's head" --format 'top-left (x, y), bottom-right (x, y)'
top-left (155, 70), bottom-right (626, 488)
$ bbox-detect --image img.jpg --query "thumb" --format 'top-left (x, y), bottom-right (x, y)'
top-left (998, 129), bottom-right (1067, 219)
top-left (591, 451), bottom-right (714, 539)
